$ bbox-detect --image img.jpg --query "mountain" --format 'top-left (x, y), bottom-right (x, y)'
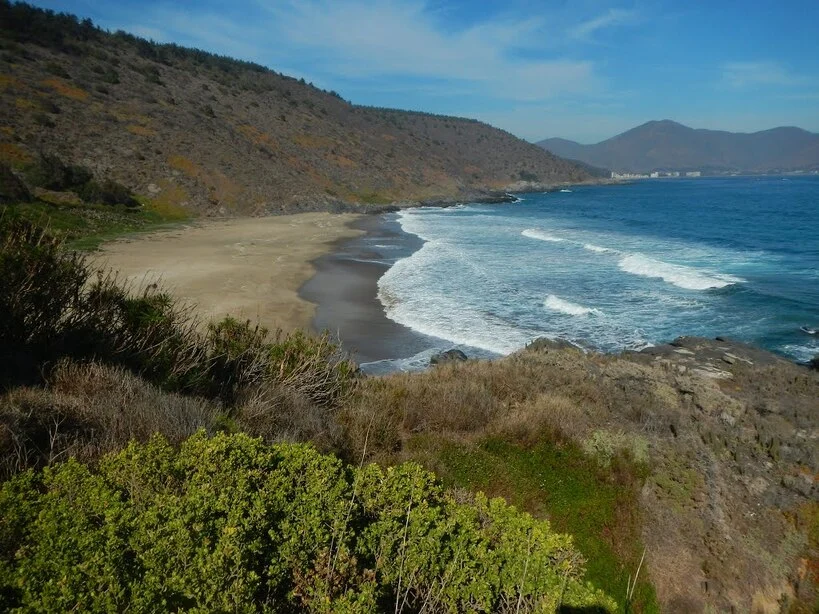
top-left (0, 1), bottom-right (589, 216)
top-left (538, 120), bottom-right (819, 173)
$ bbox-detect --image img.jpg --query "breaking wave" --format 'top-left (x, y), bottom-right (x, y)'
top-left (522, 228), bottom-right (564, 242)
top-left (618, 254), bottom-right (745, 290)
top-left (544, 295), bottom-right (601, 316)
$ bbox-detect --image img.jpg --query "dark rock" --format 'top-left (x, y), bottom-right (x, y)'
top-left (0, 163), bottom-right (32, 204)
top-left (810, 354), bottom-right (819, 371)
top-left (429, 349), bottom-right (468, 366)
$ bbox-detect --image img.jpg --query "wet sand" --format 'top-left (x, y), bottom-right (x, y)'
top-left (300, 214), bottom-right (441, 367)
top-left (96, 213), bottom-right (364, 332)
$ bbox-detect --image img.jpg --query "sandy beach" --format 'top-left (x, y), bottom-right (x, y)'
top-left (96, 213), bottom-right (364, 332)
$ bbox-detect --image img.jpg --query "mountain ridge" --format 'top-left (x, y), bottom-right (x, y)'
top-left (0, 0), bottom-right (589, 216)
top-left (538, 119), bottom-right (819, 173)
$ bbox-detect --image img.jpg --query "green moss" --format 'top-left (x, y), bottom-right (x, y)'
top-left (356, 190), bottom-right (392, 205)
top-left (428, 436), bottom-right (659, 613)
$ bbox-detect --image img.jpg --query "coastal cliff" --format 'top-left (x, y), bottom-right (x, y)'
top-left (343, 336), bottom-right (819, 612)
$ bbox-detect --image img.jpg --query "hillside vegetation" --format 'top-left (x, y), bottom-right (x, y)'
top-left (1, 216), bottom-right (817, 613)
top-left (0, 217), bottom-right (617, 613)
top-left (0, 1), bottom-right (589, 216)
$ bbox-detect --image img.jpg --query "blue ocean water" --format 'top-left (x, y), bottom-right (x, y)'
top-left (371, 176), bottom-right (819, 370)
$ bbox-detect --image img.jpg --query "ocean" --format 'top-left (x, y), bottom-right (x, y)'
top-left (359, 176), bottom-right (819, 373)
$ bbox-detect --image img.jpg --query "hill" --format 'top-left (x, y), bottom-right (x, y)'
top-left (538, 120), bottom-right (819, 173)
top-left (0, 1), bottom-right (588, 217)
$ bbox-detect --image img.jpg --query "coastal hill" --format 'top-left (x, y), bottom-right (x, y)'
top-left (538, 119), bottom-right (819, 173)
top-left (0, 1), bottom-right (588, 216)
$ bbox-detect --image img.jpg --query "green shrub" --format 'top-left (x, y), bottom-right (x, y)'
top-left (32, 112), bottom-right (55, 128)
top-left (0, 433), bottom-right (616, 612)
top-left (0, 219), bottom-right (357, 419)
top-left (99, 67), bottom-right (119, 84)
top-left (45, 60), bottom-right (70, 78)
top-left (581, 430), bottom-right (649, 468)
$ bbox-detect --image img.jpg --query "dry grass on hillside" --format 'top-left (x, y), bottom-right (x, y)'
top-left (0, 2), bottom-right (590, 215)
top-left (340, 344), bottom-right (819, 614)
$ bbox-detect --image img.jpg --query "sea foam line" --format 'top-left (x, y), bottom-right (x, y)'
top-left (583, 243), bottom-right (612, 253)
top-left (544, 295), bottom-right (601, 316)
top-left (522, 228), bottom-right (564, 242)
top-left (618, 254), bottom-right (745, 290)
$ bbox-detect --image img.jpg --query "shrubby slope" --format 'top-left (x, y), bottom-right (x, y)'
top-left (0, 1), bottom-right (589, 215)
top-left (0, 432), bottom-right (613, 612)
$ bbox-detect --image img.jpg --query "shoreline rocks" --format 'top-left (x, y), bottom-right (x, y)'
top-left (429, 349), bottom-right (468, 366)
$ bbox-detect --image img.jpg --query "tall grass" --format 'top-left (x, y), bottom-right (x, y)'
top-left (0, 217), bottom-right (358, 473)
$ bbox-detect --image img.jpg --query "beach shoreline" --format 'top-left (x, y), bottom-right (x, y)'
top-left (95, 212), bottom-right (364, 333)
top-left (299, 213), bottom-right (443, 368)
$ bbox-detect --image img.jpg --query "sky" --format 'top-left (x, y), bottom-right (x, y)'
top-left (27, 0), bottom-right (819, 143)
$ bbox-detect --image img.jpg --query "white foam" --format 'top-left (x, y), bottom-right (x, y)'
top-left (396, 209), bottom-right (435, 241)
top-left (377, 241), bottom-right (536, 355)
top-left (780, 344), bottom-right (819, 363)
top-left (560, 189), bottom-right (572, 193)
top-left (583, 243), bottom-right (611, 253)
top-left (359, 348), bottom-right (444, 375)
top-left (522, 228), bottom-right (564, 243)
top-left (618, 254), bottom-right (745, 290)
top-left (544, 295), bottom-right (601, 316)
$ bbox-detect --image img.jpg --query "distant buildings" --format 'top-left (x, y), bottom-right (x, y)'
top-left (611, 170), bottom-right (700, 179)
top-left (610, 171), bottom-right (651, 179)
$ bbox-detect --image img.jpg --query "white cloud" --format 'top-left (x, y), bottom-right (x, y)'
top-left (569, 8), bottom-right (639, 42)
top-left (258, 0), bottom-right (601, 101)
top-left (721, 61), bottom-right (809, 88)
top-left (128, 8), bottom-right (270, 66)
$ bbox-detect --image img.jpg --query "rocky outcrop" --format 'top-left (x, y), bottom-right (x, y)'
top-left (429, 349), bottom-right (468, 366)
top-left (515, 336), bottom-right (819, 612)
top-left (0, 163), bottom-right (31, 204)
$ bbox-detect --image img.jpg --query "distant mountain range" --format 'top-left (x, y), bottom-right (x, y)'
top-left (537, 120), bottom-right (819, 174)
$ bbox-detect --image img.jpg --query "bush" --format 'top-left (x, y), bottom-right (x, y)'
top-left (45, 60), bottom-right (70, 78)
top-left (0, 360), bottom-right (220, 479)
top-left (0, 219), bottom-right (357, 423)
top-left (24, 154), bottom-right (138, 206)
top-left (99, 67), bottom-right (119, 84)
top-left (0, 433), bottom-right (615, 612)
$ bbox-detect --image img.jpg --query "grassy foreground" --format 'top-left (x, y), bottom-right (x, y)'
top-left (6, 206), bottom-right (815, 612)
top-left (0, 433), bottom-right (613, 612)
top-left (0, 215), bottom-right (618, 612)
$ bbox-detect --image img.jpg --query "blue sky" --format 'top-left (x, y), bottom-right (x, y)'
top-left (27, 0), bottom-right (819, 143)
